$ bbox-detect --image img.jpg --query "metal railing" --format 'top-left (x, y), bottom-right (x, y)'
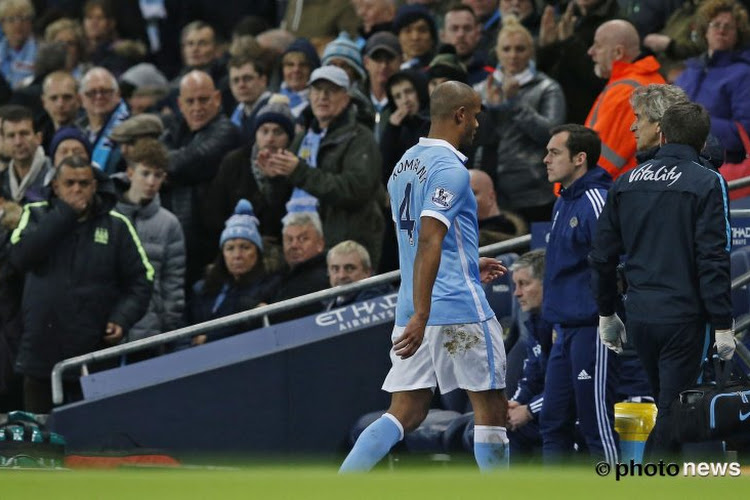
top-left (50, 234), bottom-right (532, 405)
top-left (47, 180), bottom-right (750, 405)
top-left (728, 176), bottom-right (750, 192)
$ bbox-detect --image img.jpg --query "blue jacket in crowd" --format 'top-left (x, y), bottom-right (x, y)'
top-left (676, 48), bottom-right (750, 162)
top-left (543, 166), bottom-right (612, 326)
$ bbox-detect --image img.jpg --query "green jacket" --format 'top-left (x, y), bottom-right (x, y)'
top-left (290, 105), bottom-right (385, 267)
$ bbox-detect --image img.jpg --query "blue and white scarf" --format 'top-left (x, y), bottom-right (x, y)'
top-left (285, 127), bottom-right (324, 215)
top-left (92, 100), bottom-right (130, 174)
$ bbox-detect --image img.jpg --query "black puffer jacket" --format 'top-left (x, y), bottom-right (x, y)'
top-left (9, 172), bottom-right (153, 378)
top-left (162, 113), bottom-right (240, 241)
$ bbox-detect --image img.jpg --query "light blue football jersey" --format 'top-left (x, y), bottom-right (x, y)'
top-left (387, 138), bottom-right (495, 327)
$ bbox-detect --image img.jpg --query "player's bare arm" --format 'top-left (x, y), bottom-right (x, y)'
top-left (393, 216), bottom-right (447, 359)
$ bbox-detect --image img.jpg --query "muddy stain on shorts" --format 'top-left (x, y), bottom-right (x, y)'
top-left (442, 325), bottom-right (480, 355)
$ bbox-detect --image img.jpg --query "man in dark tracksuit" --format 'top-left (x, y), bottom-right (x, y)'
top-left (541, 124), bottom-right (620, 465)
top-left (589, 102), bottom-right (734, 459)
top-left (10, 156), bottom-right (153, 412)
top-left (509, 313), bottom-right (553, 458)
top-left (507, 249), bottom-right (553, 460)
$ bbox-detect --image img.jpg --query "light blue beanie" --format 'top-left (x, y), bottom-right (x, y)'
top-left (220, 199), bottom-right (263, 252)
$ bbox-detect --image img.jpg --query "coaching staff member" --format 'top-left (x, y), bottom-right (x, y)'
top-left (589, 101), bottom-right (734, 459)
top-left (10, 156), bottom-right (153, 412)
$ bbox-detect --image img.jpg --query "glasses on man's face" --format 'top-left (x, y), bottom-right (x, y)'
top-left (708, 21), bottom-right (737, 32)
top-left (1, 15), bottom-right (32, 24)
top-left (83, 88), bottom-right (114, 99)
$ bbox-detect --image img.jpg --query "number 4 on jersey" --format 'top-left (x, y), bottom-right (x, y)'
top-left (399, 182), bottom-right (415, 245)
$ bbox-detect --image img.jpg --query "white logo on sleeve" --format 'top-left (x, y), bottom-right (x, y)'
top-left (577, 370), bottom-right (592, 380)
top-left (431, 187), bottom-right (455, 209)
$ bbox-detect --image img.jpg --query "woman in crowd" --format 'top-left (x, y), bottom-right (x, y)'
top-left (45, 18), bottom-right (90, 80)
top-left (188, 200), bottom-right (281, 345)
top-left (675, 0), bottom-right (750, 163)
top-left (476, 17), bottom-right (566, 224)
top-left (278, 38), bottom-right (320, 117)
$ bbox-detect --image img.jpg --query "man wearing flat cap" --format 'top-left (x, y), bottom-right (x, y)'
top-left (363, 32), bottom-right (403, 143)
top-left (110, 113), bottom-right (164, 162)
top-left (258, 65), bottom-right (385, 268)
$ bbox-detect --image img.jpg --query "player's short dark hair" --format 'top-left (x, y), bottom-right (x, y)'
top-left (550, 123), bottom-right (601, 170)
top-left (660, 102), bottom-right (711, 153)
top-left (511, 249), bottom-right (545, 282)
top-left (0, 105), bottom-right (35, 135)
top-left (126, 138), bottom-right (169, 172)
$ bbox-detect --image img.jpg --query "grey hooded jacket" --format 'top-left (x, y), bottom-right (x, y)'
top-left (115, 176), bottom-right (186, 341)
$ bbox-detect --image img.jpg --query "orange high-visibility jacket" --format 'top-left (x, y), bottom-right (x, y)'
top-left (585, 56), bottom-right (665, 179)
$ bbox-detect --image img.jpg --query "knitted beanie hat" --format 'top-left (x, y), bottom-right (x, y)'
top-left (283, 38), bottom-right (321, 70)
top-left (220, 199), bottom-right (264, 252)
top-left (322, 32), bottom-right (366, 81)
top-left (49, 126), bottom-right (93, 164)
top-left (253, 94), bottom-right (295, 141)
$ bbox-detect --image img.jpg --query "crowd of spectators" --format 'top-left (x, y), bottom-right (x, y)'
top-left (0, 0), bottom-right (748, 418)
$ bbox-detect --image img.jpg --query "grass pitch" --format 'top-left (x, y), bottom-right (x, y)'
top-left (1, 461), bottom-right (748, 500)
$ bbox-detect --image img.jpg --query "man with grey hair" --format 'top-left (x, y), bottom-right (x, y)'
top-left (630, 84), bottom-right (688, 156)
top-left (76, 66), bottom-right (129, 174)
top-left (591, 102), bottom-right (733, 458)
top-left (506, 249), bottom-right (553, 461)
top-left (324, 239), bottom-right (393, 310)
top-left (630, 83), bottom-right (724, 169)
top-left (257, 65), bottom-right (384, 268)
top-left (270, 211), bottom-right (330, 321)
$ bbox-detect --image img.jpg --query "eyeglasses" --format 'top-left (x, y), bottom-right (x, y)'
top-left (708, 21), bottom-right (737, 32)
top-left (1, 15), bottom-right (32, 23)
top-left (83, 88), bottom-right (115, 99)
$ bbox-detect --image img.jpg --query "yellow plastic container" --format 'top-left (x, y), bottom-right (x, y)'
top-left (614, 402), bottom-right (658, 463)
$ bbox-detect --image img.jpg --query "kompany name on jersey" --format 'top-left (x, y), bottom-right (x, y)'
top-left (391, 157), bottom-right (427, 184)
top-left (431, 187), bottom-right (455, 209)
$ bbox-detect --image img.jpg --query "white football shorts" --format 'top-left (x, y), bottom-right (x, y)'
top-left (382, 317), bottom-right (507, 393)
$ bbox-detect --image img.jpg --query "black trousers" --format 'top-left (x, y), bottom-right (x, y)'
top-left (628, 320), bottom-right (709, 460)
